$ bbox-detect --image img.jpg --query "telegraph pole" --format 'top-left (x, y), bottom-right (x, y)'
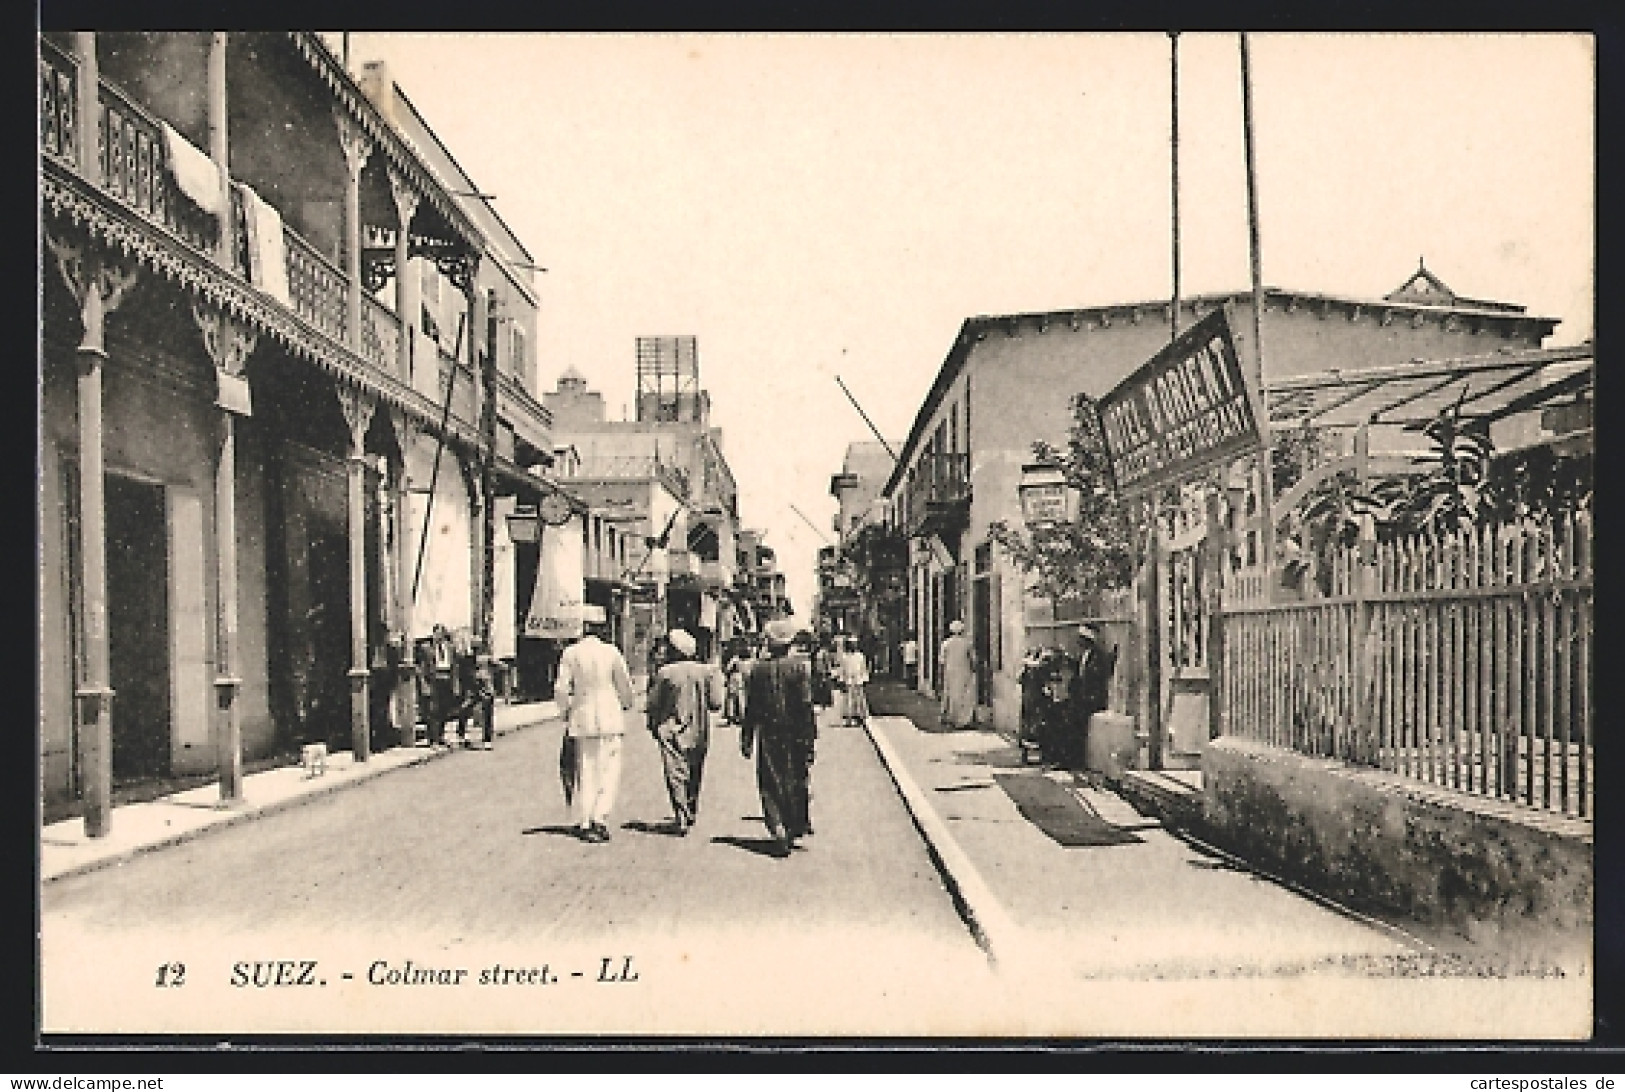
top-left (1240, 32), bottom-right (1277, 574)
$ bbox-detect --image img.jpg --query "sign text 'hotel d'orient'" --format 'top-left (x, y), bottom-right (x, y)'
top-left (1095, 305), bottom-right (1262, 496)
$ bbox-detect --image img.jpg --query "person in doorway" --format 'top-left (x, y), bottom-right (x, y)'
top-left (645, 628), bottom-right (725, 835)
top-left (836, 635), bottom-right (870, 726)
top-left (938, 619), bottom-right (977, 729)
top-left (553, 605), bottom-right (637, 843)
top-left (741, 619), bottom-right (818, 857)
top-left (422, 624), bottom-right (459, 748)
top-left (1065, 622), bottom-right (1117, 770)
top-left (899, 632), bottom-right (920, 690)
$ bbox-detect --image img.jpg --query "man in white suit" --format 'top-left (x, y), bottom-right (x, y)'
top-left (553, 605), bottom-right (636, 842)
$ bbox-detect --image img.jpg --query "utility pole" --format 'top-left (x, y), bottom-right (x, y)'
top-left (480, 288), bottom-right (498, 718)
top-left (1240, 32), bottom-right (1277, 577)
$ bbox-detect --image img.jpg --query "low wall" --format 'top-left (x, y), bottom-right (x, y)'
top-left (1202, 737), bottom-right (1592, 956)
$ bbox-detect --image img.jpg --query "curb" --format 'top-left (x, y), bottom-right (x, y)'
top-left (862, 716), bottom-right (1026, 971)
top-left (42, 711), bottom-right (558, 885)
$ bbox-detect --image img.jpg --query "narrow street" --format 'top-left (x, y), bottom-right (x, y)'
top-left (42, 692), bottom-right (1585, 1038)
top-left (41, 706), bottom-right (989, 1036)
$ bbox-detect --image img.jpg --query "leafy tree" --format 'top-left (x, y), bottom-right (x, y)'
top-left (987, 393), bottom-right (1136, 607)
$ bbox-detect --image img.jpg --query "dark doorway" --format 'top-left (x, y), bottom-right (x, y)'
top-left (307, 530), bottom-right (352, 750)
top-left (105, 474), bottom-right (170, 783)
top-left (973, 576), bottom-right (992, 705)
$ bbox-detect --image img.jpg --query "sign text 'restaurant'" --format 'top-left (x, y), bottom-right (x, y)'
top-left (1096, 307), bottom-right (1260, 495)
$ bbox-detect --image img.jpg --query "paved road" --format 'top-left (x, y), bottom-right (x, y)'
top-left (41, 709), bottom-right (993, 1036)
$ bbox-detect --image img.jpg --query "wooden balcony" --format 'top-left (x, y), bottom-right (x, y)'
top-left (38, 40), bottom-right (490, 440)
top-left (284, 227), bottom-right (346, 342)
top-left (359, 293), bottom-right (402, 382)
top-left (904, 452), bottom-right (971, 536)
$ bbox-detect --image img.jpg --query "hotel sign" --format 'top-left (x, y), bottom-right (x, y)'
top-left (1096, 306), bottom-right (1261, 496)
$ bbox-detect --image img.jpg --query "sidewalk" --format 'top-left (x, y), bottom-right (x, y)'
top-left (41, 699), bottom-right (560, 884)
top-left (861, 686), bottom-right (1427, 982)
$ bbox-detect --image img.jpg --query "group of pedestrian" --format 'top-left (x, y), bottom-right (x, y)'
top-left (415, 623), bottom-right (496, 750)
top-left (1018, 621), bottom-right (1116, 769)
top-left (551, 610), bottom-right (819, 858)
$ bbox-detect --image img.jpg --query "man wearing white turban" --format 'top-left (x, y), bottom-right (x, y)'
top-left (645, 628), bottom-right (725, 834)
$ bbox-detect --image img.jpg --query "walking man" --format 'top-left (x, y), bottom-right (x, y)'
top-left (421, 624), bottom-right (459, 748)
top-left (741, 619), bottom-right (818, 857)
top-left (836, 635), bottom-right (870, 726)
top-left (554, 605), bottom-right (636, 843)
top-left (645, 628), bottom-right (725, 835)
top-left (899, 631), bottom-right (919, 690)
top-left (454, 631), bottom-right (496, 750)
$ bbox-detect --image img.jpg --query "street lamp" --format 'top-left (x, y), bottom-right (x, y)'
top-left (1018, 461), bottom-right (1080, 528)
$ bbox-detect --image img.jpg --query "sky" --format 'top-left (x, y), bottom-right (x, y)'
top-left (341, 32), bottom-right (1594, 619)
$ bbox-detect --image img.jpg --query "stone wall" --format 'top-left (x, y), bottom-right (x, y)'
top-left (1202, 736), bottom-right (1592, 960)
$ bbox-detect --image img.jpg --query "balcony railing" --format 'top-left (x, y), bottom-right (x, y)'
top-left (96, 78), bottom-right (220, 259)
top-left (904, 452), bottom-right (971, 531)
top-left (360, 294), bottom-right (402, 380)
top-left (39, 48), bottom-right (510, 433)
top-left (284, 227), bottom-right (347, 343)
top-left (436, 347), bottom-right (477, 427)
top-left (40, 40), bottom-right (77, 165)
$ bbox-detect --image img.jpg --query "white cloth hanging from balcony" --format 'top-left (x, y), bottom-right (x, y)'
top-left (235, 182), bottom-right (291, 309)
top-left (159, 121), bottom-right (225, 218)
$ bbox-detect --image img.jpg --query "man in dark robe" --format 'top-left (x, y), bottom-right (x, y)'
top-left (1064, 622), bottom-right (1117, 769)
top-left (741, 619), bottom-right (818, 857)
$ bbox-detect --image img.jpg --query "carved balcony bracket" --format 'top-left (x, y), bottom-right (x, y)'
top-left (362, 250), bottom-right (396, 293)
top-left (334, 108), bottom-right (375, 182)
top-left (46, 228), bottom-right (138, 356)
top-left (388, 169), bottom-right (422, 232)
top-left (337, 381), bottom-right (378, 454)
top-left (191, 299), bottom-right (258, 377)
top-left (435, 250), bottom-right (479, 295)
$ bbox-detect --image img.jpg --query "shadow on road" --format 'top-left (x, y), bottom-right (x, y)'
top-left (521, 824), bottom-right (585, 839)
top-left (622, 819), bottom-right (686, 837)
top-left (711, 834), bottom-right (790, 859)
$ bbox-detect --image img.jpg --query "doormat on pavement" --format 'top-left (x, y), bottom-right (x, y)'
top-left (993, 773), bottom-right (1143, 847)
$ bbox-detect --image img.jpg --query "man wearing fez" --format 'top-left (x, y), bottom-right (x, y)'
top-left (554, 604), bottom-right (636, 843)
top-left (741, 618), bottom-right (819, 857)
top-left (646, 628), bottom-right (725, 835)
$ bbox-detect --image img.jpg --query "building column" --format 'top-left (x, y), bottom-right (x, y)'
top-left (72, 33), bottom-right (98, 180)
top-left (386, 407), bottom-right (419, 745)
top-left (191, 301), bottom-right (257, 802)
top-left (388, 171), bottom-right (421, 383)
top-left (339, 385), bottom-right (378, 760)
top-left (46, 234), bottom-right (136, 838)
top-left (207, 32), bottom-right (231, 266)
top-left (334, 109), bottom-right (373, 352)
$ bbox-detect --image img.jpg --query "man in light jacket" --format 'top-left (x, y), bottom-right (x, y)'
top-left (554, 605), bottom-right (636, 843)
top-left (645, 628), bottom-right (725, 835)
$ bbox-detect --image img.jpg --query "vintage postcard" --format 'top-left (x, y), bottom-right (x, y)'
top-left (38, 31), bottom-right (1594, 1041)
